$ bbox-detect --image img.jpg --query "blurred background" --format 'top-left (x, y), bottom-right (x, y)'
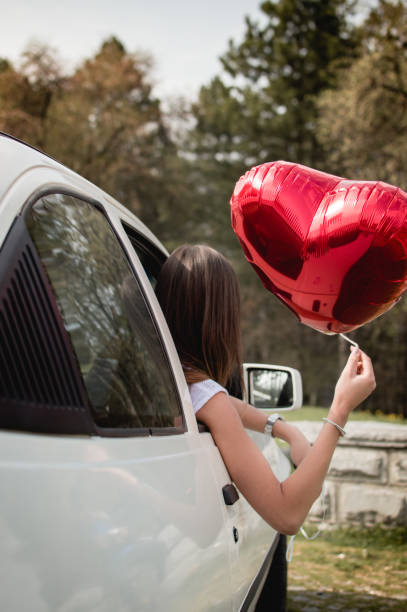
top-left (1, 0), bottom-right (406, 417)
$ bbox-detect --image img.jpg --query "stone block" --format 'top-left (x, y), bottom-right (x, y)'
top-left (338, 483), bottom-right (407, 526)
top-left (328, 447), bottom-right (387, 483)
top-left (343, 422), bottom-right (407, 448)
top-left (390, 451), bottom-right (407, 486)
top-left (292, 421), bottom-right (407, 448)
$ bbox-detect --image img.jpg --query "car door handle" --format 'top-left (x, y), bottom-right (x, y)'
top-left (222, 484), bottom-right (239, 505)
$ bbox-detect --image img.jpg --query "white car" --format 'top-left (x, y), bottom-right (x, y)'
top-left (0, 133), bottom-right (302, 612)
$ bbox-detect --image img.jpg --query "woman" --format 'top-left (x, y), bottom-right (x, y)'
top-left (156, 244), bottom-right (375, 535)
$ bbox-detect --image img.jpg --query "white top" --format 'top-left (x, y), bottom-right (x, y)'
top-left (188, 379), bottom-right (228, 414)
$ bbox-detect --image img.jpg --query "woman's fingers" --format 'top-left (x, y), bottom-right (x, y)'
top-left (347, 348), bottom-right (374, 381)
top-left (347, 347), bottom-right (362, 377)
top-left (333, 348), bottom-right (376, 416)
top-left (358, 351), bottom-right (375, 384)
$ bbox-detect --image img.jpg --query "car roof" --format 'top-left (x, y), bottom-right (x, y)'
top-left (0, 131), bottom-right (168, 256)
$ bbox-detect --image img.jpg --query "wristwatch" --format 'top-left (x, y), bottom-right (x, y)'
top-left (264, 413), bottom-right (284, 436)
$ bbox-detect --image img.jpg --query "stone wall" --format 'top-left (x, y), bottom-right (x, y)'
top-left (293, 421), bottom-right (407, 527)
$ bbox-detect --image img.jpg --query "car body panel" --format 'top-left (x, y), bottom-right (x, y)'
top-left (0, 133), bottom-right (292, 611)
top-left (0, 431), bottom-right (232, 611)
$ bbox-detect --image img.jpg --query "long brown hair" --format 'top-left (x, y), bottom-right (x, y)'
top-left (155, 244), bottom-right (243, 388)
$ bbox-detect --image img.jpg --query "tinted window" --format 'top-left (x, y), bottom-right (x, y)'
top-left (27, 193), bottom-right (183, 431)
top-left (123, 224), bottom-right (166, 289)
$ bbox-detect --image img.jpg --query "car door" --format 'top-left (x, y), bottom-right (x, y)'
top-left (116, 218), bottom-right (292, 610)
top-left (0, 180), bottom-right (238, 612)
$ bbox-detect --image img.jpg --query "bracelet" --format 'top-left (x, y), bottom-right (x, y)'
top-left (322, 417), bottom-right (346, 437)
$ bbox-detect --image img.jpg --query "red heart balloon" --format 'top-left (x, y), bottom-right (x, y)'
top-left (231, 161), bottom-right (407, 334)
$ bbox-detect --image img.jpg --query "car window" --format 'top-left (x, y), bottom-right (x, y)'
top-left (26, 193), bottom-right (184, 433)
top-left (122, 223), bottom-right (166, 289)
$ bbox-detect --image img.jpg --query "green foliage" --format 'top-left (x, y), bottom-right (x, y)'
top-left (318, 0), bottom-right (407, 186)
top-left (316, 0), bottom-right (407, 416)
top-left (0, 44), bottom-right (63, 146)
top-left (318, 525), bottom-right (407, 550)
top-left (0, 37), bottom-right (187, 239)
top-left (180, 3), bottom-right (366, 410)
top-left (182, 0), bottom-right (361, 253)
top-left (194, 0), bottom-right (359, 168)
top-left (183, 0), bottom-right (407, 417)
top-left (0, 58), bottom-right (11, 73)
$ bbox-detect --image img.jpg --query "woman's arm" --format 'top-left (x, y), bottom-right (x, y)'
top-left (197, 349), bottom-right (375, 535)
top-left (229, 395), bottom-right (311, 466)
top-left (228, 396), bottom-right (268, 431)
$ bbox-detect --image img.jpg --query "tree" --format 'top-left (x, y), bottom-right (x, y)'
top-left (190, 0), bottom-right (359, 177)
top-left (317, 0), bottom-right (407, 187)
top-left (183, 0), bottom-right (361, 253)
top-left (183, 1), bottom-right (363, 406)
top-left (0, 38), bottom-right (188, 239)
top-left (316, 1), bottom-right (407, 416)
top-left (0, 43), bottom-right (63, 146)
top-left (46, 37), bottom-right (181, 233)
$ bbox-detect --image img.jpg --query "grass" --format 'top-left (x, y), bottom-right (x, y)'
top-left (287, 526), bottom-right (407, 611)
top-left (282, 405), bottom-right (407, 425)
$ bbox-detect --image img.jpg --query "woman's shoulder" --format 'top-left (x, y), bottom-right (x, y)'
top-left (188, 379), bottom-right (228, 414)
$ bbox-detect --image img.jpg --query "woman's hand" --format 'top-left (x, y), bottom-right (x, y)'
top-left (330, 348), bottom-right (376, 424)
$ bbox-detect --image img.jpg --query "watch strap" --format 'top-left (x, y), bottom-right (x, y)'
top-left (264, 413), bottom-right (283, 436)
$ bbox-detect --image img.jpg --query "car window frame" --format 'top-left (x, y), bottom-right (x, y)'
top-left (122, 222), bottom-right (167, 289)
top-left (117, 219), bottom-right (201, 435)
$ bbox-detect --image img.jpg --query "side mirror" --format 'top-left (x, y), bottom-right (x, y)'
top-left (243, 363), bottom-right (303, 411)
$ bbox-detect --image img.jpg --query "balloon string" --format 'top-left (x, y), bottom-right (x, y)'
top-left (339, 333), bottom-right (359, 349)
